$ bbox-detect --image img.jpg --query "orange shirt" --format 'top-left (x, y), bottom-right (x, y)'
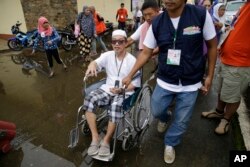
top-left (221, 3), bottom-right (250, 67)
top-left (93, 12), bottom-right (106, 35)
top-left (116, 8), bottom-right (128, 22)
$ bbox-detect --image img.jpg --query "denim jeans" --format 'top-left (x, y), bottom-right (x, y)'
top-left (151, 84), bottom-right (199, 146)
top-left (91, 36), bottom-right (108, 53)
top-left (96, 36), bottom-right (108, 51)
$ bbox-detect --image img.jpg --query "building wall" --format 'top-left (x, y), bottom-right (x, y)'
top-left (78, 0), bottom-right (133, 26)
top-left (0, 0), bottom-right (134, 37)
top-left (20, 0), bottom-right (78, 31)
top-left (0, 0), bottom-right (27, 37)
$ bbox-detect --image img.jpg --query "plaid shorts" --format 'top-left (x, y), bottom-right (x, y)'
top-left (83, 89), bottom-right (125, 123)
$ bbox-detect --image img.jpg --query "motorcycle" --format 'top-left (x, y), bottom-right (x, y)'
top-left (58, 21), bottom-right (113, 51)
top-left (7, 21), bottom-right (44, 52)
top-left (57, 23), bottom-right (77, 51)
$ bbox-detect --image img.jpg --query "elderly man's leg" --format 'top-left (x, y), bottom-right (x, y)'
top-left (83, 89), bottom-right (111, 156)
top-left (85, 111), bottom-right (101, 156)
top-left (85, 111), bottom-right (99, 142)
top-left (103, 121), bottom-right (116, 145)
top-left (98, 121), bottom-right (116, 156)
top-left (98, 95), bottom-right (123, 156)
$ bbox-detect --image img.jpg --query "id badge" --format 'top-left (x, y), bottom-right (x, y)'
top-left (114, 80), bottom-right (120, 88)
top-left (167, 49), bottom-right (181, 66)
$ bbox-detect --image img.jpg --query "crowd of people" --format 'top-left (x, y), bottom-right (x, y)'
top-left (30, 0), bottom-right (249, 165)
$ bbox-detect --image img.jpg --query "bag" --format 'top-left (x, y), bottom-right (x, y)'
top-left (74, 23), bottom-right (80, 37)
top-left (96, 21), bottom-right (106, 35)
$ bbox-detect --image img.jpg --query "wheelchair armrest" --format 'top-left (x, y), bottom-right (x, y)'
top-left (82, 78), bottom-right (106, 96)
top-left (122, 87), bottom-right (141, 111)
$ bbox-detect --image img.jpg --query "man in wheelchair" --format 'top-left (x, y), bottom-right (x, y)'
top-left (83, 30), bottom-right (141, 157)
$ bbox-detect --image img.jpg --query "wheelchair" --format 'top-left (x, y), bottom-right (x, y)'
top-left (68, 71), bottom-right (155, 162)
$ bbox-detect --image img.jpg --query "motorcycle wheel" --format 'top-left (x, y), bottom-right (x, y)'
top-left (11, 55), bottom-right (26, 64)
top-left (61, 36), bottom-right (72, 51)
top-left (36, 41), bottom-right (45, 52)
top-left (7, 39), bottom-right (22, 51)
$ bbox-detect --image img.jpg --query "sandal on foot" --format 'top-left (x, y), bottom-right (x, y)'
top-left (98, 143), bottom-right (110, 157)
top-left (201, 109), bottom-right (224, 119)
top-left (87, 141), bottom-right (100, 156)
top-left (215, 118), bottom-right (230, 135)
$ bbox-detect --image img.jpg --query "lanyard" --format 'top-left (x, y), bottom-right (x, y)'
top-left (173, 30), bottom-right (177, 49)
top-left (115, 53), bottom-right (125, 77)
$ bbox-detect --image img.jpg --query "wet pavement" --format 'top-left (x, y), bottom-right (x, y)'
top-left (0, 46), bottom-right (238, 167)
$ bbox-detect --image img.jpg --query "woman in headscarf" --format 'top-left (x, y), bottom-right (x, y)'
top-left (32, 16), bottom-right (67, 77)
top-left (76, 6), bottom-right (96, 61)
top-left (212, 3), bottom-right (226, 42)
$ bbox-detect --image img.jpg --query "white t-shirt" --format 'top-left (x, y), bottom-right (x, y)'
top-left (95, 51), bottom-right (141, 95)
top-left (133, 10), bottom-right (143, 18)
top-left (143, 11), bottom-right (216, 92)
top-left (130, 22), bottom-right (144, 41)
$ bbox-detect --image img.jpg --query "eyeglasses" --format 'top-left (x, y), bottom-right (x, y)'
top-left (111, 40), bottom-right (126, 45)
top-left (43, 22), bottom-right (49, 24)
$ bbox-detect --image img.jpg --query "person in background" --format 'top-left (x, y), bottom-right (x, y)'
top-left (83, 30), bottom-right (140, 157)
top-left (133, 6), bottom-right (143, 31)
top-left (126, 0), bottom-right (160, 73)
top-left (126, 1), bottom-right (159, 52)
top-left (202, 0), bottom-right (212, 11)
top-left (116, 3), bottom-right (128, 30)
top-left (123, 0), bottom-right (217, 164)
top-left (212, 3), bottom-right (226, 42)
top-left (202, 1), bottom-right (250, 135)
top-left (89, 6), bottom-right (108, 55)
top-left (76, 6), bottom-right (96, 61)
top-left (32, 16), bottom-right (67, 78)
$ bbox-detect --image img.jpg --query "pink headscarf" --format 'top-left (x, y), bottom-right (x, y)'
top-left (38, 16), bottom-right (53, 36)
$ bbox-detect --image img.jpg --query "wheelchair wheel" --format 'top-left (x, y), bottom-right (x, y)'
top-left (81, 121), bottom-right (90, 135)
top-left (133, 85), bottom-right (152, 132)
top-left (122, 134), bottom-right (134, 151)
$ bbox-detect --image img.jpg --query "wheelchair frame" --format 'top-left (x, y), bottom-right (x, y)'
top-left (68, 71), bottom-right (155, 162)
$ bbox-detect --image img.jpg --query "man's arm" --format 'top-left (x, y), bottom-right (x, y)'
top-left (126, 37), bottom-right (135, 48)
top-left (201, 37), bottom-right (217, 95)
top-left (126, 25), bottom-right (141, 48)
top-left (122, 46), bottom-right (153, 87)
top-left (116, 10), bottom-right (119, 20)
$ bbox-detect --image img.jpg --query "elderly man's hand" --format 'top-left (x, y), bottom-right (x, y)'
top-left (85, 63), bottom-right (97, 77)
top-left (110, 87), bottom-right (122, 94)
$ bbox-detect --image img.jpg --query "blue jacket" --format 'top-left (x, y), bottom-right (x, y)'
top-left (152, 4), bottom-right (206, 86)
top-left (33, 27), bottom-right (60, 50)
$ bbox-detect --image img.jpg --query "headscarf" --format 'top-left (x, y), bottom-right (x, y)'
top-left (213, 3), bottom-right (225, 23)
top-left (37, 16), bottom-right (53, 36)
top-left (80, 6), bottom-right (95, 37)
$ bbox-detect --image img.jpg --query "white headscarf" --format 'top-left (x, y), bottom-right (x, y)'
top-left (213, 3), bottom-right (225, 23)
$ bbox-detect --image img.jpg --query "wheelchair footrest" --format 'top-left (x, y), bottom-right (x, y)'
top-left (91, 152), bottom-right (115, 162)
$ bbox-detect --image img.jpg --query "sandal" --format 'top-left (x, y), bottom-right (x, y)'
top-left (98, 143), bottom-right (110, 157)
top-left (201, 109), bottom-right (224, 119)
top-left (215, 118), bottom-right (230, 135)
top-left (87, 141), bottom-right (100, 156)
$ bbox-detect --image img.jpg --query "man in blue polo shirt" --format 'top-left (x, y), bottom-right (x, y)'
top-left (122, 0), bottom-right (217, 164)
